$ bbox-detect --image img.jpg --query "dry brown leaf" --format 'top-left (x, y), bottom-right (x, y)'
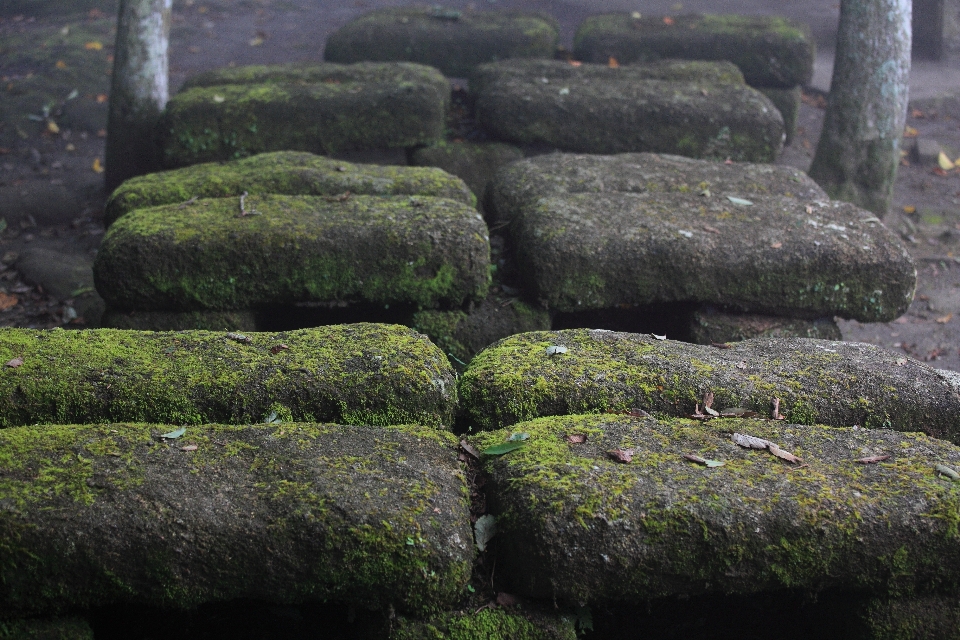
top-left (732, 433), bottom-right (771, 449)
top-left (460, 440), bottom-right (481, 459)
top-left (768, 443), bottom-right (802, 464)
top-left (91, 158), bottom-right (103, 173)
top-left (903, 126), bottom-right (919, 138)
top-left (689, 404), bottom-right (710, 420)
top-left (181, 444), bottom-right (198, 452)
top-left (0, 292), bottom-right (18, 311)
top-left (607, 448), bottom-right (634, 463)
top-left (270, 343), bottom-right (289, 354)
top-left (936, 313), bottom-right (953, 324)
top-left (903, 205), bottom-right (916, 214)
top-left (702, 391), bottom-right (719, 416)
top-left (608, 56), bottom-right (619, 68)
top-left (770, 241), bottom-right (782, 249)
top-left (5, 356), bottom-right (23, 368)
top-left (855, 454), bottom-right (891, 464)
top-left (771, 397), bottom-right (785, 420)
top-left (565, 434), bottom-right (587, 444)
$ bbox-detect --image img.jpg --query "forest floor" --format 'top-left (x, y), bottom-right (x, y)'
top-left (1, 0), bottom-right (960, 369)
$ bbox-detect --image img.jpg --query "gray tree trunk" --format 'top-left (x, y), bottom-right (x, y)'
top-left (808, 0), bottom-right (912, 214)
top-left (105, 0), bottom-right (172, 193)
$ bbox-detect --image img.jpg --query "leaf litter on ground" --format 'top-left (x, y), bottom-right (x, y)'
top-left (732, 432), bottom-right (803, 464)
top-left (936, 464), bottom-right (960, 481)
top-left (160, 427), bottom-right (186, 440)
top-left (682, 453), bottom-right (725, 467)
top-left (474, 514), bottom-right (496, 551)
top-left (565, 434), bottom-right (587, 444)
top-left (606, 448), bottom-right (634, 463)
top-left (855, 454), bottom-right (891, 464)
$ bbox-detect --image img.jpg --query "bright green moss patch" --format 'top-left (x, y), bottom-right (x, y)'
top-left (0, 324), bottom-right (457, 429)
top-left (458, 330), bottom-right (960, 443)
top-left (392, 607), bottom-right (576, 640)
top-left (0, 422), bottom-right (471, 617)
top-left (468, 413), bottom-right (960, 605)
top-left (94, 194), bottom-right (490, 312)
top-left (105, 151), bottom-right (475, 227)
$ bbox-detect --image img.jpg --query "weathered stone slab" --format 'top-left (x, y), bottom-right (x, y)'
top-left (392, 607), bottom-right (577, 640)
top-left (409, 142), bottom-right (523, 202)
top-left (859, 594), bottom-right (960, 640)
top-left (488, 151), bottom-right (828, 225)
top-left (105, 151), bottom-right (475, 227)
top-left (509, 192), bottom-right (915, 321)
top-left (0, 324), bottom-right (456, 428)
top-left (0, 617), bottom-right (93, 639)
top-left (469, 413), bottom-right (960, 604)
top-left (323, 8), bottom-right (559, 78)
top-left (159, 63), bottom-right (449, 168)
top-left (573, 14), bottom-right (815, 88)
top-left (757, 85), bottom-right (801, 145)
top-left (472, 59), bottom-right (783, 161)
top-left (458, 329), bottom-right (960, 439)
top-left (689, 306), bottom-right (842, 344)
top-left (99, 309), bottom-right (258, 332)
top-left (94, 195), bottom-right (490, 312)
top-left (0, 422), bottom-right (471, 617)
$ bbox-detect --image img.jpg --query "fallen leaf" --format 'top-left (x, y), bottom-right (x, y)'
top-left (496, 592), bottom-right (520, 606)
top-left (508, 432), bottom-right (529, 442)
top-left (711, 342), bottom-right (732, 349)
top-left (903, 205), bottom-right (916, 214)
top-left (689, 403), bottom-right (709, 420)
top-left (263, 411), bottom-right (281, 424)
top-left (663, 16), bottom-right (674, 24)
top-left (474, 514), bottom-right (496, 551)
top-left (855, 454), bottom-right (890, 464)
top-left (933, 167), bottom-right (949, 177)
top-left (212, 94), bottom-right (225, 103)
top-left (483, 441), bottom-right (526, 456)
top-left (652, 334), bottom-right (666, 340)
top-left (939, 151), bottom-right (956, 171)
top-left (682, 453), bottom-right (725, 467)
top-left (768, 443), bottom-right (802, 464)
top-left (726, 196), bottom-right (753, 206)
top-left (724, 157), bottom-right (733, 165)
top-left (46, 120), bottom-right (59, 134)
top-left (911, 108), bottom-right (926, 118)
top-left (702, 391), bottom-right (719, 417)
top-left (226, 332), bottom-right (252, 344)
top-left (96, 93), bottom-right (108, 103)
top-left (606, 448), bottom-right (634, 463)
top-left (160, 427), bottom-right (186, 439)
top-left (180, 444), bottom-right (198, 452)
top-left (0, 292), bottom-right (18, 311)
top-left (270, 343), bottom-right (289, 354)
top-left (459, 440), bottom-right (481, 459)
top-left (568, 60), bottom-right (582, 67)
top-left (770, 241), bottom-right (782, 249)
top-left (771, 397), bottom-right (785, 420)
top-left (55, 60), bottom-right (67, 70)
top-left (84, 40), bottom-right (103, 50)
top-left (565, 434), bottom-right (587, 444)
top-left (626, 408), bottom-right (650, 417)
top-left (703, 225), bottom-right (720, 234)
top-left (732, 433), bottom-right (771, 449)
top-left (936, 464), bottom-right (960, 481)
top-left (936, 313), bottom-right (953, 324)
top-left (5, 356), bottom-right (23, 368)
top-left (91, 158), bottom-right (103, 173)
top-left (903, 126), bottom-right (919, 138)
top-left (545, 345), bottom-right (568, 356)
top-left (248, 36), bottom-right (264, 46)
top-left (97, 129), bottom-right (106, 137)
top-left (608, 56), bottom-right (619, 68)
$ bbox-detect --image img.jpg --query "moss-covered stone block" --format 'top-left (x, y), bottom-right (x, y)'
top-left (758, 85), bottom-right (802, 145)
top-left (859, 594), bottom-right (960, 639)
top-left (323, 8), bottom-right (559, 78)
top-left (469, 413), bottom-right (960, 604)
top-left (0, 324), bottom-right (456, 428)
top-left (159, 62), bottom-right (449, 168)
top-left (458, 329), bottom-right (960, 439)
top-left (573, 14), bottom-right (815, 88)
top-left (488, 151), bottom-right (827, 226)
top-left (409, 142), bottom-right (523, 203)
top-left (99, 309), bottom-right (258, 332)
top-left (689, 306), bottom-right (842, 344)
top-left (105, 151), bottom-right (475, 227)
top-left (0, 422), bottom-right (471, 617)
top-left (94, 195), bottom-right (490, 312)
top-left (392, 607), bottom-right (576, 640)
top-left (472, 59), bottom-right (783, 161)
top-left (0, 617), bottom-right (93, 640)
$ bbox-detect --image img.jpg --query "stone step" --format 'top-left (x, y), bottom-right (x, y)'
top-left (0, 324), bottom-right (456, 429)
top-left (468, 413), bottom-right (960, 604)
top-left (458, 330), bottom-right (960, 440)
top-left (471, 59), bottom-right (784, 161)
top-left (159, 63), bottom-right (449, 168)
top-left (0, 422), bottom-right (471, 618)
top-left (323, 8), bottom-right (559, 78)
top-left (99, 309), bottom-right (259, 332)
top-left (689, 306), bottom-right (842, 344)
top-left (93, 194), bottom-right (490, 313)
top-left (105, 151), bottom-right (475, 227)
top-left (573, 14), bottom-right (815, 89)
top-left (757, 85), bottom-right (801, 145)
top-left (409, 141), bottom-right (523, 204)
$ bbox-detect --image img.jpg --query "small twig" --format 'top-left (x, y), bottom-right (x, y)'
top-left (490, 555), bottom-right (496, 591)
top-left (487, 220), bottom-right (512, 232)
top-left (238, 191), bottom-right (260, 217)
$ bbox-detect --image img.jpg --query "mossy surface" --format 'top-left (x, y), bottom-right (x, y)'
top-left (159, 63), bottom-right (449, 167)
top-left (689, 307), bottom-right (841, 344)
top-left (0, 617), bottom-right (92, 640)
top-left (861, 594), bottom-right (960, 639)
top-left (0, 324), bottom-right (456, 429)
top-left (99, 309), bottom-right (258, 332)
top-left (324, 8), bottom-right (558, 78)
top-left (573, 13), bottom-right (814, 88)
top-left (757, 86), bottom-right (801, 145)
top-left (458, 330), bottom-right (960, 441)
top-left (105, 151), bottom-right (475, 227)
top-left (409, 142), bottom-right (523, 202)
top-left (94, 195), bottom-right (490, 312)
top-left (0, 422), bottom-right (472, 617)
top-left (392, 607), bottom-right (576, 640)
top-left (472, 60), bottom-right (783, 161)
top-left (469, 413), bottom-right (960, 605)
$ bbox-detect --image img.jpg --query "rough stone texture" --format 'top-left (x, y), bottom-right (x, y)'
top-left (689, 306), bottom-right (842, 344)
top-left (458, 329), bottom-right (960, 440)
top-left (472, 60), bottom-right (783, 161)
top-left (573, 14), bottom-right (815, 88)
top-left (410, 296), bottom-right (551, 367)
top-left (14, 249), bottom-right (104, 326)
top-left (756, 85), bottom-right (801, 145)
top-left (392, 607), bottom-right (577, 640)
top-left (323, 8), bottom-right (559, 78)
top-left (159, 63), bottom-right (449, 167)
top-left (0, 617), bottom-right (93, 639)
top-left (409, 142), bottom-right (523, 203)
top-left (488, 152), bottom-right (828, 226)
top-left (94, 195), bottom-right (490, 312)
top-left (99, 309), bottom-right (258, 332)
top-left (0, 324), bottom-right (456, 429)
top-left (469, 413), bottom-right (960, 605)
top-left (0, 422), bottom-right (472, 617)
top-left (509, 192), bottom-right (915, 321)
top-left (105, 151), bottom-right (476, 227)
top-left (860, 594), bottom-right (960, 640)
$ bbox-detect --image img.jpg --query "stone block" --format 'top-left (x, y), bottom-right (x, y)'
top-left (99, 309), bottom-right (259, 332)
top-left (756, 85), bottom-right (801, 145)
top-left (689, 306), bottom-right (842, 344)
top-left (409, 142), bottom-right (523, 203)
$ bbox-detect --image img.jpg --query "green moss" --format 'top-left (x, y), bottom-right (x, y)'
top-left (392, 608), bottom-right (576, 640)
top-left (786, 400), bottom-right (818, 425)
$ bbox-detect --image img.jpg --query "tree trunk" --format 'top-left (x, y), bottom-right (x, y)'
top-left (105, 0), bottom-right (172, 193)
top-left (808, 0), bottom-right (911, 215)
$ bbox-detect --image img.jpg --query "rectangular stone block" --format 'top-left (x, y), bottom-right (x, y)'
top-left (159, 62), bottom-right (449, 167)
top-left (324, 8), bottom-right (559, 78)
top-left (458, 329), bottom-right (960, 441)
top-left (0, 422), bottom-right (471, 617)
top-left (470, 413), bottom-right (960, 604)
top-left (757, 85), bottom-right (801, 145)
top-left (94, 195), bottom-right (490, 312)
top-left (689, 306), bottom-right (841, 344)
top-left (573, 14), bottom-right (815, 88)
top-left (472, 59), bottom-right (784, 161)
top-left (0, 324), bottom-right (456, 429)
top-left (105, 151), bottom-right (476, 227)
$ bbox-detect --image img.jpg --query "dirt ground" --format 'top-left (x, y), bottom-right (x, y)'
top-left (2, 0), bottom-right (960, 371)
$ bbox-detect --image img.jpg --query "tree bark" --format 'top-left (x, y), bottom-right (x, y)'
top-left (105, 0), bottom-right (172, 193)
top-left (808, 0), bottom-right (911, 215)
